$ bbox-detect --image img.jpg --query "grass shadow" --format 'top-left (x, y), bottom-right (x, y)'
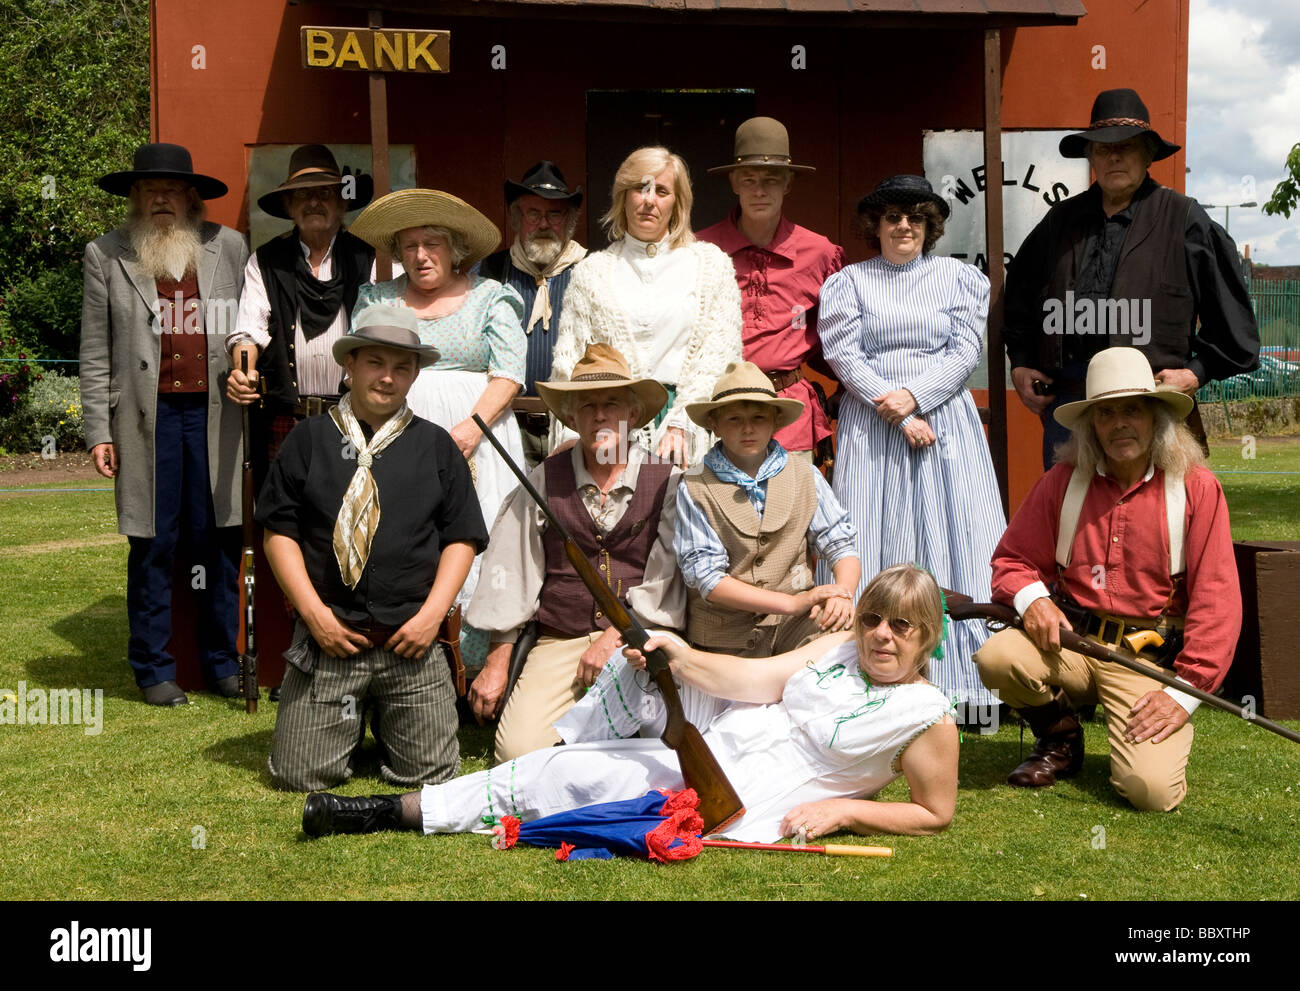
top-left (204, 727), bottom-right (277, 785)
top-left (28, 594), bottom-right (137, 700)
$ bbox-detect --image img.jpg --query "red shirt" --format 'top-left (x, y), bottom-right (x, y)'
top-left (697, 211), bottom-right (844, 452)
top-left (991, 462), bottom-right (1241, 693)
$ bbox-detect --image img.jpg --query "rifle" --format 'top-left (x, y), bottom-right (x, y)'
top-left (238, 351), bottom-right (260, 714)
top-left (471, 414), bottom-right (746, 833)
top-left (942, 589), bottom-right (1300, 746)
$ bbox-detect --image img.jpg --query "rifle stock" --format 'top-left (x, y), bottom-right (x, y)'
top-left (473, 414), bottom-right (746, 832)
top-left (942, 589), bottom-right (1300, 746)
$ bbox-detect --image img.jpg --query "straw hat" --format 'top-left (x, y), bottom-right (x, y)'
top-left (347, 189), bottom-right (502, 270)
top-left (535, 343), bottom-right (668, 431)
top-left (332, 305), bottom-right (440, 369)
top-left (1053, 347), bottom-right (1193, 429)
top-left (686, 362), bottom-right (805, 429)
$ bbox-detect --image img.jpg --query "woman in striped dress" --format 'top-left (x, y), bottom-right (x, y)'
top-left (817, 175), bottom-right (1005, 715)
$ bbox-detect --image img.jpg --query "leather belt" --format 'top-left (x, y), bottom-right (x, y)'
top-left (292, 395), bottom-right (339, 417)
top-left (768, 367), bottom-right (804, 392)
top-left (512, 395), bottom-right (549, 415)
top-left (348, 620), bottom-right (399, 647)
top-left (515, 411), bottom-right (550, 437)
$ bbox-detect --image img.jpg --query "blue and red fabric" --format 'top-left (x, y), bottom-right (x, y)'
top-left (490, 789), bottom-right (705, 862)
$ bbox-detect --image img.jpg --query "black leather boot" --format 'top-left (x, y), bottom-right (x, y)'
top-left (1008, 693), bottom-right (1084, 788)
top-left (302, 792), bottom-right (405, 837)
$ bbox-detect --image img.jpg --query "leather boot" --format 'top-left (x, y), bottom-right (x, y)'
top-left (1007, 693), bottom-right (1084, 788)
top-left (302, 792), bottom-right (405, 838)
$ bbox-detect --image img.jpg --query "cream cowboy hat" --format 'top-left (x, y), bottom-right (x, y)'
top-left (686, 361), bottom-right (805, 430)
top-left (1053, 347), bottom-right (1194, 429)
top-left (535, 343), bottom-right (668, 431)
top-left (347, 188), bottom-right (502, 270)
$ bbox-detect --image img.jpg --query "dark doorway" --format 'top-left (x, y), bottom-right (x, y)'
top-left (585, 90), bottom-right (756, 248)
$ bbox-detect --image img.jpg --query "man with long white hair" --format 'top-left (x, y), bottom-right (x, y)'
top-left (975, 347), bottom-right (1241, 811)
top-left (80, 143), bottom-right (248, 706)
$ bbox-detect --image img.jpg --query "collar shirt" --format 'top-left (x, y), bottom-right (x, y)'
top-left (608, 235), bottom-right (699, 386)
top-left (464, 443), bottom-right (685, 642)
top-left (231, 233), bottom-right (377, 397)
top-left (255, 414), bottom-right (488, 629)
top-left (991, 461), bottom-right (1241, 696)
top-left (697, 210), bottom-right (845, 450)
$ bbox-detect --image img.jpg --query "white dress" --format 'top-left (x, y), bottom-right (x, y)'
top-left (419, 639), bottom-right (953, 842)
top-left (817, 253), bottom-right (1005, 710)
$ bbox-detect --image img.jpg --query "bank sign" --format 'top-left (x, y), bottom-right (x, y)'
top-left (301, 27), bottom-right (450, 72)
top-left (923, 130), bottom-right (1090, 271)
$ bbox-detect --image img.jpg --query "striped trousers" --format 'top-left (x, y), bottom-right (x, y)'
top-left (269, 623), bottom-right (460, 791)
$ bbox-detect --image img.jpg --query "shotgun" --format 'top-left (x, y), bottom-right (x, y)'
top-left (238, 351), bottom-right (259, 714)
top-left (942, 589), bottom-right (1300, 746)
top-left (472, 414), bottom-right (746, 833)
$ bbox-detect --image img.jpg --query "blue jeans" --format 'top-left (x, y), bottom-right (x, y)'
top-left (126, 394), bottom-right (240, 687)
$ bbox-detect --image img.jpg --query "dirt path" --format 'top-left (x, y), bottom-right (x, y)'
top-left (0, 452), bottom-right (103, 489)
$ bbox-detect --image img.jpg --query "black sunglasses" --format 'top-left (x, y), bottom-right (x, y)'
top-left (882, 211), bottom-right (926, 227)
top-left (859, 610), bottom-right (917, 638)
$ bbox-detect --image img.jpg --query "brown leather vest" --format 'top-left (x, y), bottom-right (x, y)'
top-left (534, 454), bottom-right (673, 637)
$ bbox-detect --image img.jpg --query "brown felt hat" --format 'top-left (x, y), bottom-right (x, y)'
top-left (708, 117), bottom-right (816, 175)
top-left (257, 144), bottom-right (373, 219)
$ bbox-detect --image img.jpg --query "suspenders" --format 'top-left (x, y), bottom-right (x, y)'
top-left (1055, 465), bottom-right (1186, 576)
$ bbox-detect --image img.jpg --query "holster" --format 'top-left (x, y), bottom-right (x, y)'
top-left (438, 605), bottom-right (466, 696)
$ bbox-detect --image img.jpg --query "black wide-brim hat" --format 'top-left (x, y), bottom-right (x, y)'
top-left (1058, 88), bottom-right (1180, 161)
top-left (856, 174), bottom-right (950, 220)
top-left (257, 144), bottom-right (375, 220)
top-left (97, 143), bottom-right (228, 200)
top-left (505, 161), bottom-right (583, 209)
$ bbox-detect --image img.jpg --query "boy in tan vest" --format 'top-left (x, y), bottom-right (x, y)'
top-left (676, 362), bottom-right (860, 655)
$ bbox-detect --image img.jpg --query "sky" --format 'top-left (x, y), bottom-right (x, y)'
top-left (1187, 0), bottom-right (1300, 264)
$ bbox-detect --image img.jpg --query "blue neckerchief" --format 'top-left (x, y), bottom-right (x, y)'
top-left (703, 441), bottom-right (787, 515)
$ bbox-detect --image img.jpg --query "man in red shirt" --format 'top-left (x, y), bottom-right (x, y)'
top-left (974, 347), bottom-right (1240, 811)
top-left (698, 117), bottom-right (844, 462)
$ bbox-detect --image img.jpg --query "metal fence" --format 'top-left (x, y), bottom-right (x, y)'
top-left (1199, 279), bottom-right (1300, 403)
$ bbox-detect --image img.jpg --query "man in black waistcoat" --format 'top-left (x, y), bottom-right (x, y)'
top-left (226, 144), bottom-right (375, 487)
top-left (1003, 88), bottom-right (1259, 469)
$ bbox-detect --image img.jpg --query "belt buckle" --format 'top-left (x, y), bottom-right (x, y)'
top-left (305, 396), bottom-right (323, 417)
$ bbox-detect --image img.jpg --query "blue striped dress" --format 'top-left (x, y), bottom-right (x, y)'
top-left (817, 253), bottom-right (1005, 709)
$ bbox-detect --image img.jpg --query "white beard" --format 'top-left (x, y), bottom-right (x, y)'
top-left (521, 230), bottom-right (563, 267)
top-left (129, 218), bottom-right (202, 282)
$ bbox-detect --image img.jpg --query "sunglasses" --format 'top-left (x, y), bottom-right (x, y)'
top-left (882, 211), bottom-right (926, 227)
top-left (859, 611), bottom-right (917, 638)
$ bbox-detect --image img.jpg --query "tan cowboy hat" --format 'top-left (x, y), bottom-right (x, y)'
top-left (686, 361), bottom-right (805, 429)
top-left (708, 117), bottom-right (816, 175)
top-left (347, 188), bottom-right (502, 270)
top-left (535, 343), bottom-right (668, 431)
top-left (333, 304), bottom-right (440, 369)
top-left (1054, 347), bottom-right (1194, 429)
top-left (257, 144), bottom-right (373, 219)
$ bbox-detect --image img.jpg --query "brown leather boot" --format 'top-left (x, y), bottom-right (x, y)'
top-left (1007, 694), bottom-right (1084, 788)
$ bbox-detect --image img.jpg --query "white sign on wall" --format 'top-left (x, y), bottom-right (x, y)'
top-left (923, 130), bottom-right (1091, 268)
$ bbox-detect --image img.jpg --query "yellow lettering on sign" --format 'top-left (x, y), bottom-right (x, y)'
top-left (372, 31), bottom-right (403, 71)
top-left (335, 31), bottom-right (369, 69)
top-left (408, 32), bottom-right (440, 71)
top-left (305, 29), bottom-right (335, 67)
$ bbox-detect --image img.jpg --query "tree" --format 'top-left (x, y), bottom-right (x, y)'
top-left (1262, 142), bottom-right (1300, 220)
top-left (0, 0), bottom-right (150, 358)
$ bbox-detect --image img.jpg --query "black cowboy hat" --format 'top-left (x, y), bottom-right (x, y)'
top-left (1058, 88), bottom-right (1181, 161)
top-left (257, 144), bottom-right (374, 219)
top-left (856, 175), bottom-right (950, 220)
top-left (97, 143), bottom-right (228, 200)
top-left (504, 161), bottom-right (583, 209)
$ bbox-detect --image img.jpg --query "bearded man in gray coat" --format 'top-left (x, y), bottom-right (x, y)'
top-left (80, 143), bottom-right (249, 706)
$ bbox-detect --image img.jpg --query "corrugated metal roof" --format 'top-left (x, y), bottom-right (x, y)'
top-left (314, 0), bottom-right (1086, 20)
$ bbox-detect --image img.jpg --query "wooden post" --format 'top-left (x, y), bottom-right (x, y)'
top-left (368, 8), bottom-right (393, 280)
top-left (983, 27), bottom-right (1009, 517)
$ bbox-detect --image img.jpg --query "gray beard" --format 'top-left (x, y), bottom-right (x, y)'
top-left (129, 218), bottom-right (202, 282)
top-left (521, 231), bottom-right (564, 267)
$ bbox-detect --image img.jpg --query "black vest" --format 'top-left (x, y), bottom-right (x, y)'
top-left (1036, 180), bottom-right (1194, 374)
top-left (254, 229), bottom-right (375, 408)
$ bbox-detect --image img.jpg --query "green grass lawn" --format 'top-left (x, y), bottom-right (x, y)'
top-left (2, 444), bottom-right (1298, 901)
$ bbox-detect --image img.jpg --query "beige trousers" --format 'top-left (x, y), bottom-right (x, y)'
top-left (975, 628), bottom-right (1194, 812)
top-left (494, 632), bottom-right (604, 763)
